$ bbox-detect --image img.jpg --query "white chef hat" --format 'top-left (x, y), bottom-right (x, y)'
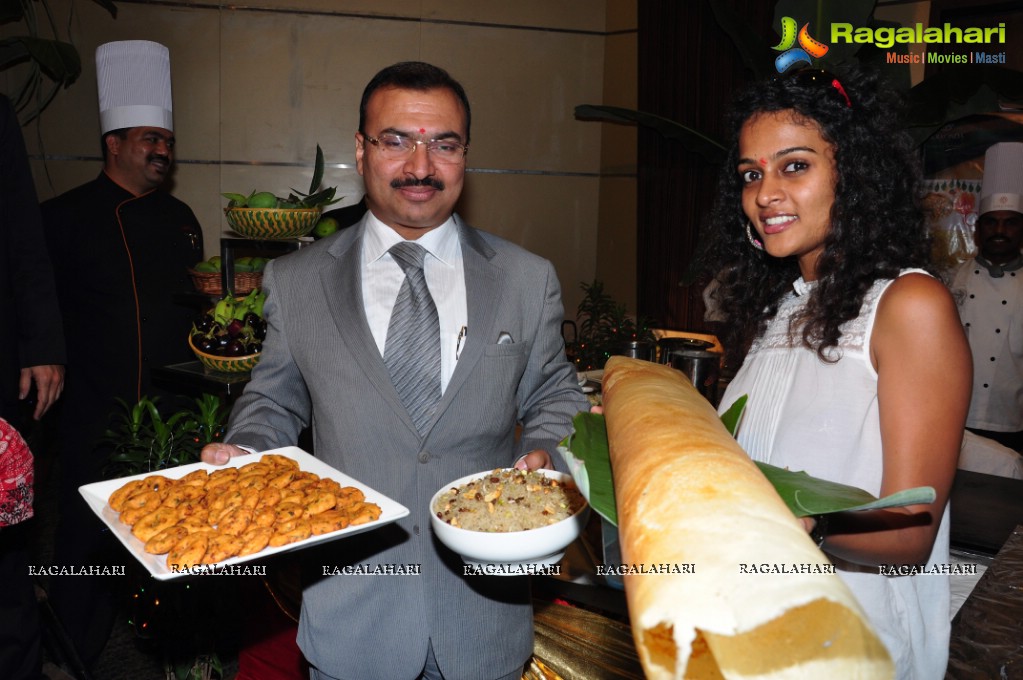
top-left (980, 142), bottom-right (1023, 216)
top-left (96, 40), bottom-right (173, 134)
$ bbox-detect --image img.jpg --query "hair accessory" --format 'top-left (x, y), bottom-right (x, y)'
top-left (778, 68), bottom-right (853, 109)
top-left (745, 221), bottom-right (764, 251)
top-left (830, 78), bottom-right (852, 108)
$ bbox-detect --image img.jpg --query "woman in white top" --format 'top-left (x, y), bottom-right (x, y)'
top-left (705, 66), bottom-right (971, 679)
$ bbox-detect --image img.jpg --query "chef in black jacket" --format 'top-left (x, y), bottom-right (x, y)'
top-left (40, 40), bottom-right (202, 668)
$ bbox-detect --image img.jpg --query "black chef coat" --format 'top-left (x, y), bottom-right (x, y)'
top-left (41, 171), bottom-right (202, 478)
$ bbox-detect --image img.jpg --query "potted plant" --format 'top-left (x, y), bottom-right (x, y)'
top-left (102, 393), bottom-right (230, 680)
top-left (104, 393), bottom-right (227, 477)
top-left (568, 280), bottom-right (656, 371)
top-left (1, 0), bottom-right (118, 122)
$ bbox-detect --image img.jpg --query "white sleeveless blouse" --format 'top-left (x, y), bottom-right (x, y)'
top-left (718, 269), bottom-right (950, 680)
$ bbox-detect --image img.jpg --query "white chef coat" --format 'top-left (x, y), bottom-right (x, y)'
top-left (952, 257), bottom-right (1023, 432)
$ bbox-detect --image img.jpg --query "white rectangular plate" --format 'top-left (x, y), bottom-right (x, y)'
top-left (79, 446), bottom-right (409, 581)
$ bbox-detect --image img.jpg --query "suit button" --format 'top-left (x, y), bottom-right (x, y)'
top-left (413, 525), bottom-right (420, 535)
top-left (418, 452), bottom-right (430, 464)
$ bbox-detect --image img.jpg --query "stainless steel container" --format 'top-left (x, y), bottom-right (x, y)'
top-left (671, 349), bottom-right (722, 404)
top-left (657, 336), bottom-right (713, 365)
top-left (614, 340), bottom-right (656, 362)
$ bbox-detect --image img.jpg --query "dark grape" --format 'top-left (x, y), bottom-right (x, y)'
top-left (224, 340), bottom-right (247, 357)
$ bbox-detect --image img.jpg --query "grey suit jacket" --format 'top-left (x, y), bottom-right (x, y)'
top-left (225, 214), bottom-right (587, 680)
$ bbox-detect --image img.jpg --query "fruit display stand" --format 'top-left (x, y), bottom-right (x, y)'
top-left (151, 360), bottom-right (253, 400)
top-left (218, 236), bottom-right (310, 296)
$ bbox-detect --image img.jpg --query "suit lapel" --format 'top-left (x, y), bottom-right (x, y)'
top-left (319, 221), bottom-right (416, 433)
top-left (433, 217), bottom-right (500, 416)
top-left (319, 216), bottom-right (501, 438)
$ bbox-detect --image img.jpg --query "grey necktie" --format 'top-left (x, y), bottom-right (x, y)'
top-left (384, 242), bottom-right (441, 432)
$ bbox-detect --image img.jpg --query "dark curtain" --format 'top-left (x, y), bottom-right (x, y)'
top-left (637, 0), bottom-right (775, 330)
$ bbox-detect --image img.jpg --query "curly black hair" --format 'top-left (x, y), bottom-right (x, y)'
top-left (702, 65), bottom-right (932, 366)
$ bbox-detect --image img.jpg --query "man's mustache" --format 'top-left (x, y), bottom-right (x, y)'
top-left (390, 177), bottom-right (444, 191)
top-left (147, 153), bottom-right (171, 166)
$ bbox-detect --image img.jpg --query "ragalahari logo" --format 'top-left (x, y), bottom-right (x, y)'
top-left (773, 17), bottom-right (829, 73)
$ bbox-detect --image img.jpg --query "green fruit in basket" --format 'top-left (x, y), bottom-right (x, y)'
top-left (213, 296), bottom-right (237, 326)
top-left (234, 261), bottom-right (254, 273)
top-left (194, 261), bottom-right (217, 273)
top-left (237, 288), bottom-right (267, 318)
top-left (221, 192), bottom-right (249, 207)
top-left (313, 216), bottom-right (340, 238)
top-left (207, 256), bottom-right (222, 270)
top-left (248, 192), bottom-right (278, 209)
top-left (250, 257), bottom-right (269, 272)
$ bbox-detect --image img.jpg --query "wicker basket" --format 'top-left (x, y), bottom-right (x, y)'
top-left (188, 335), bottom-right (261, 373)
top-left (224, 206), bottom-right (321, 240)
top-left (188, 269), bottom-right (263, 296)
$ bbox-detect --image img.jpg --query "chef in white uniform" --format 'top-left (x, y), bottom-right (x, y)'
top-left (953, 142), bottom-right (1023, 452)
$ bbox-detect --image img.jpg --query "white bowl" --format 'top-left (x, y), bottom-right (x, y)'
top-left (430, 468), bottom-right (590, 572)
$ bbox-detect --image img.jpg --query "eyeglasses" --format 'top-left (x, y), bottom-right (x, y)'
top-left (777, 68), bottom-right (852, 108)
top-left (362, 132), bottom-right (469, 163)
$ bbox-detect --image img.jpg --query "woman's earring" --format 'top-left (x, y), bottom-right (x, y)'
top-left (745, 221), bottom-right (764, 251)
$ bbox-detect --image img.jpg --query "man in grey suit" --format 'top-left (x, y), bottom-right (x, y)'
top-left (202, 62), bottom-right (587, 680)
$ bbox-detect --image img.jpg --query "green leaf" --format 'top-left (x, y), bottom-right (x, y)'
top-left (708, 0), bottom-right (774, 80)
top-left (298, 186), bottom-right (338, 208)
top-left (221, 192), bottom-right (248, 205)
top-left (309, 144), bottom-right (325, 196)
top-left (754, 462), bottom-right (935, 517)
top-left (719, 394), bottom-right (747, 437)
top-left (560, 412), bottom-right (934, 527)
top-left (558, 412), bottom-right (616, 525)
top-left (0, 37), bottom-right (81, 87)
top-left (905, 65), bottom-right (1023, 146)
top-left (574, 104), bottom-right (727, 166)
top-left (0, 0), bottom-right (25, 24)
top-left (89, 0), bottom-right (119, 18)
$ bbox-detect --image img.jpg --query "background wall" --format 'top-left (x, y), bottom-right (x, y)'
top-left (9, 0), bottom-right (639, 319)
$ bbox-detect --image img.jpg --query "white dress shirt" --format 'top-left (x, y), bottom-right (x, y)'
top-left (361, 213), bottom-right (468, 393)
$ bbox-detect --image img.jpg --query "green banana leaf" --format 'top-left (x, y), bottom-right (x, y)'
top-left (558, 411), bottom-right (934, 526)
top-left (755, 462), bottom-right (934, 517)
top-left (719, 394), bottom-right (747, 437)
top-left (558, 412), bottom-right (616, 525)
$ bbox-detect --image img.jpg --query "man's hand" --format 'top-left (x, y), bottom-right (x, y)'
top-left (201, 443), bottom-right (248, 466)
top-left (514, 449), bottom-right (554, 471)
top-left (20, 364), bottom-right (64, 420)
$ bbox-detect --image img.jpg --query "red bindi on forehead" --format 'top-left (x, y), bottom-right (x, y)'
top-left (419, 128), bottom-right (426, 135)
top-left (758, 157), bottom-right (767, 167)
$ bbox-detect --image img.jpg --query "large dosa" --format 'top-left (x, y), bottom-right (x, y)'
top-left (602, 357), bottom-right (892, 679)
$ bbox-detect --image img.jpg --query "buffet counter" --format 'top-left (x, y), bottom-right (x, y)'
top-left (947, 525), bottom-right (1023, 679)
top-left (949, 470), bottom-right (1023, 556)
